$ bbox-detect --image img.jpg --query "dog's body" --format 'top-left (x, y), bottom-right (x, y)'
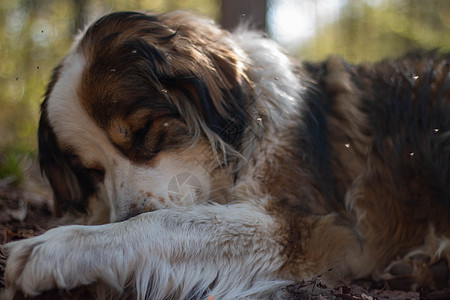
top-left (4, 11), bottom-right (450, 299)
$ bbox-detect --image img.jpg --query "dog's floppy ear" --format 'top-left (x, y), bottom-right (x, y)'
top-left (203, 47), bottom-right (247, 147)
top-left (38, 67), bottom-right (87, 217)
top-left (160, 48), bottom-right (247, 148)
top-left (159, 12), bottom-right (249, 148)
top-left (38, 104), bottom-right (85, 217)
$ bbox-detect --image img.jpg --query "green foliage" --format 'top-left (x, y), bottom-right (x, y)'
top-left (0, 0), bottom-right (75, 154)
top-left (297, 0), bottom-right (450, 62)
top-left (0, 148), bottom-right (33, 185)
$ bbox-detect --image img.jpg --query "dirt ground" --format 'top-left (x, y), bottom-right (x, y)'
top-left (0, 163), bottom-right (449, 299)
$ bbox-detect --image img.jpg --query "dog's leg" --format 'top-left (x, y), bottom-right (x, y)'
top-left (4, 203), bottom-right (286, 299)
top-left (380, 228), bottom-right (450, 290)
top-left (4, 203), bottom-right (358, 299)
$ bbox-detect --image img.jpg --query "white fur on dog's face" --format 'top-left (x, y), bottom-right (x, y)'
top-left (46, 50), bottom-right (223, 222)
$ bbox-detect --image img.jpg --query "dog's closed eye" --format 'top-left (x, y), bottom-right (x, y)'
top-left (81, 167), bottom-right (105, 185)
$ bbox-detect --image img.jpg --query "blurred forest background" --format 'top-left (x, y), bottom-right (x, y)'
top-left (0, 0), bottom-right (449, 185)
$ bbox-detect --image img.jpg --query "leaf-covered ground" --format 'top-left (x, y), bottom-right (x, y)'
top-left (0, 163), bottom-right (449, 299)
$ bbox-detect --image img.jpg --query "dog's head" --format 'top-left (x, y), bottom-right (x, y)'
top-left (38, 11), bottom-right (249, 222)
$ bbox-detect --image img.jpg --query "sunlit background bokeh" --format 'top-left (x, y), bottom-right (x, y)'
top-left (0, 0), bottom-right (449, 183)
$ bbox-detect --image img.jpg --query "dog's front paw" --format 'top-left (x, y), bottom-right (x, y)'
top-left (4, 225), bottom-right (108, 298)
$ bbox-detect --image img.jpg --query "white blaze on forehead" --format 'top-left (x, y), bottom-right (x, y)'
top-left (46, 51), bottom-right (114, 165)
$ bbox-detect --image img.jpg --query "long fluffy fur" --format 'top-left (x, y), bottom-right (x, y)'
top-left (3, 11), bottom-right (450, 299)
